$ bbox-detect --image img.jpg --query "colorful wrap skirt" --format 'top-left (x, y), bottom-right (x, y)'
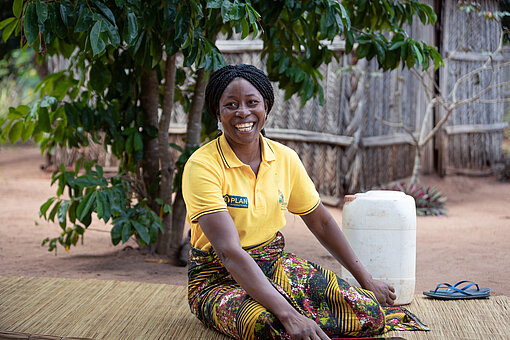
top-left (188, 232), bottom-right (428, 339)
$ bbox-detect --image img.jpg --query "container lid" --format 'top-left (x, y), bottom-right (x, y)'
top-left (344, 195), bottom-right (357, 202)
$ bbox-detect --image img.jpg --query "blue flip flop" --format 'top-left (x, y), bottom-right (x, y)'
top-left (423, 280), bottom-right (490, 300)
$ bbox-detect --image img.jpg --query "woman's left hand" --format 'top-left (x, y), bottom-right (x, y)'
top-left (362, 278), bottom-right (396, 306)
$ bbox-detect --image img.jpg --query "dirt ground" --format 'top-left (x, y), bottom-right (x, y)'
top-left (1, 145), bottom-right (509, 297)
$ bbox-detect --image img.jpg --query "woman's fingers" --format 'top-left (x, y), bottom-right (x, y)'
top-left (316, 326), bottom-right (331, 340)
top-left (282, 312), bottom-right (330, 340)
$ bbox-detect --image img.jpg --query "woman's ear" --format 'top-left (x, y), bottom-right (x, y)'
top-left (264, 100), bottom-right (269, 114)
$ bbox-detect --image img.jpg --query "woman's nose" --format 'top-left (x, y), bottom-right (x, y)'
top-left (235, 107), bottom-right (249, 117)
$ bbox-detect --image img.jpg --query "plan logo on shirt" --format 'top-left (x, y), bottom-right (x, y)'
top-left (278, 189), bottom-right (288, 211)
top-left (223, 194), bottom-right (249, 208)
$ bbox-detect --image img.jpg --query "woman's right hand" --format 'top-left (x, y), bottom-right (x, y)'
top-left (279, 310), bottom-right (330, 340)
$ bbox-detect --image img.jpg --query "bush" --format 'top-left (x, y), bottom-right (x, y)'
top-left (379, 182), bottom-right (447, 216)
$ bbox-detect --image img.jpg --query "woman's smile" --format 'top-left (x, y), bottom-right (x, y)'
top-left (235, 122), bottom-right (255, 132)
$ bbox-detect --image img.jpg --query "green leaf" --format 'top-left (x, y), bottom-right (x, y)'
top-left (411, 43), bottom-right (423, 65)
top-left (89, 62), bottom-right (112, 92)
top-left (24, 3), bottom-right (39, 45)
top-left (75, 7), bottom-right (93, 32)
top-left (126, 10), bottom-right (138, 45)
top-left (96, 191), bottom-right (105, 219)
top-left (125, 132), bottom-right (133, 154)
top-left (229, 2), bottom-right (244, 21)
top-left (77, 191), bottom-right (96, 222)
top-left (133, 131), bottom-right (143, 152)
top-left (39, 197), bottom-right (56, 218)
top-left (58, 200), bottom-right (69, 229)
top-left (38, 108), bottom-right (51, 132)
top-left (21, 121), bottom-right (35, 142)
top-left (169, 142), bottom-right (183, 153)
top-left (36, 0), bottom-right (48, 24)
top-left (0, 17), bottom-right (15, 31)
top-left (121, 222), bottom-right (131, 243)
top-left (206, 0), bottom-right (222, 9)
top-left (51, 3), bottom-right (68, 39)
top-left (93, 1), bottom-right (116, 27)
top-left (48, 200), bottom-right (62, 222)
top-left (389, 39), bottom-right (405, 51)
top-left (240, 18), bottom-right (249, 39)
top-left (68, 200), bottom-right (78, 223)
top-left (40, 96), bottom-right (57, 108)
top-left (59, 2), bottom-right (69, 26)
top-left (90, 20), bottom-right (106, 56)
top-left (132, 220), bottom-right (150, 245)
top-left (373, 41), bottom-right (386, 64)
top-left (107, 27), bottom-right (120, 46)
top-left (2, 18), bottom-right (17, 43)
top-left (13, 0), bottom-right (23, 18)
top-left (163, 204), bottom-right (171, 214)
top-left (8, 120), bottom-right (23, 144)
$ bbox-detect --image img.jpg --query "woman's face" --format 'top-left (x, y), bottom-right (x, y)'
top-left (217, 77), bottom-right (267, 148)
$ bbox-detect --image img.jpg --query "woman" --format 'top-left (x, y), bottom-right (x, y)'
top-left (182, 64), bottom-right (427, 339)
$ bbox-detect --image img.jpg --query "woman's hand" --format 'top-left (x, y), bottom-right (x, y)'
top-left (362, 278), bottom-right (396, 306)
top-left (279, 311), bottom-right (330, 340)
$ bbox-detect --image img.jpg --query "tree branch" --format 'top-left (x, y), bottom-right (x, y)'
top-left (374, 114), bottom-right (419, 146)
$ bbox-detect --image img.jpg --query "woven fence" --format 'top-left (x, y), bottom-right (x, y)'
top-left (48, 0), bottom-right (507, 203)
top-left (438, 0), bottom-right (508, 176)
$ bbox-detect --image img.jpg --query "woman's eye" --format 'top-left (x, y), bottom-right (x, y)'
top-left (248, 100), bottom-right (260, 106)
top-left (225, 102), bottom-right (238, 109)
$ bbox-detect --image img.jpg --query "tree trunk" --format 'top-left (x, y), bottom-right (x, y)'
top-left (410, 145), bottom-right (422, 185)
top-left (170, 189), bottom-right (187, 257)
top-left (156, 55), bottom-right (177, 255)
top-left (170, 67), bottom-right (209, 259)
top-left (185, 67), bottom-right (208, 149)
top-left (140, 70), bottom-right (160, 211)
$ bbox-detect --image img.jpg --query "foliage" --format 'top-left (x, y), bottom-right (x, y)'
top-left (379, 182), bottom-right (447, 216)
top-left (40, 159), bottom-right (163, 253)
top-left (0, 49), bottom-right (40, 120)
top-left (255, 0), bottom-right (442, 104)
top-left (0, 0), bottom-right (442, 254)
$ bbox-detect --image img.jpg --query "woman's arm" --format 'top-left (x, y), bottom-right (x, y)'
top-left (300, 203), bottom-right (396, 306)
top-left (198, 211), bottom-right (330, 340)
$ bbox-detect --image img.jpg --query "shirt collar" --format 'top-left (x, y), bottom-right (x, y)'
top-left (217, 133), bottom-right (275, 169)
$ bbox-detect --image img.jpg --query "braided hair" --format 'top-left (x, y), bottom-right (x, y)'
top-left (205, 64), bottom-right (274, 119)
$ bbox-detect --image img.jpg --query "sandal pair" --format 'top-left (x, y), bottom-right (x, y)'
top-left (423, 280), bottom-right (490, 300)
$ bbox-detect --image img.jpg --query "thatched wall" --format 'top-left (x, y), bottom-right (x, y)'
top-left (438, 0), bottom-right (508, 175)
top-left (49, 0), bottom-right (507, 203)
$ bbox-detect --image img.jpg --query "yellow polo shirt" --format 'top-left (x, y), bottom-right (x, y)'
top-left (182, 133), bottom-right (320, 251)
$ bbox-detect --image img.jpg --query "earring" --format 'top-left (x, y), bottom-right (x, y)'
top-left (217, 121), bottom-right (223, 131)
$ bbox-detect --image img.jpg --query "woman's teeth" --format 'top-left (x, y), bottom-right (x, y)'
top-left (235, 122), bottom-right (254, 132)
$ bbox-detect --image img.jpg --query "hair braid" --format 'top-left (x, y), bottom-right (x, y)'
top-left (205, 64), bottom-right (274, 119)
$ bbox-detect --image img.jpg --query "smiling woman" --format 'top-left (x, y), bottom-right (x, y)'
top-left (181, 64), bottom-right (428, 340)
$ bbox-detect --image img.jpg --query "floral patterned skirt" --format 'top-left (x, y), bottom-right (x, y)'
top-left (188, 232), bottom-right (428, 340)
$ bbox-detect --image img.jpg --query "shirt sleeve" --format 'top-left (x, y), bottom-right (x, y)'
top-left (182, 158), bottom-right (228, 223)
top-left (286, 150), bottom-right (320, 215)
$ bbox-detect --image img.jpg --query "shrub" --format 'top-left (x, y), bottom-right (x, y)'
top-left (379, 182), bottom-right (447, 216)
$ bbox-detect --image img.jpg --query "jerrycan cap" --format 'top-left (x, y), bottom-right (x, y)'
top-left (344, 195), bottom-right (357, 202)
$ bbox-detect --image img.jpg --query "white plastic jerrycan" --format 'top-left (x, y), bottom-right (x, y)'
top-left (340, 190), bottom-right (416, 305)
